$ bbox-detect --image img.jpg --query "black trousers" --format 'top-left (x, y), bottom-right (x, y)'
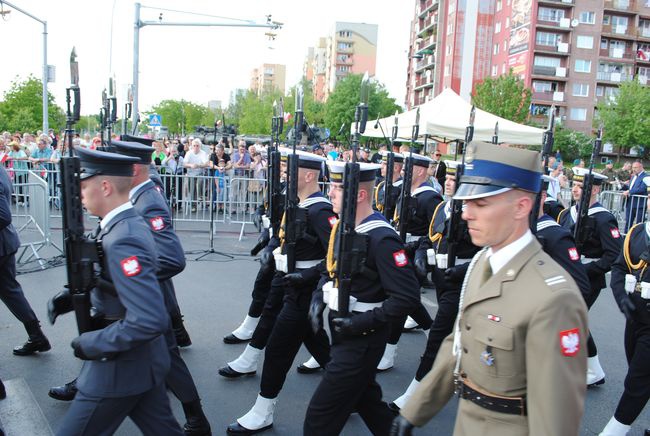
top-left (415, 281), bottom-right (460, 381)
top-left (586, 275), bottom-right (604, 357)
top-left (250, 274), bottom-right (286, 350)
top-left (247, 264), bottom-right (276, 318)
top-left (259, 289), bottom-right (330, 399)
top-left (163, 327), bottom-right (200, 404)
top-left (160, 279), bottom-right (182, 319)
top-left (614, 320), bottom-right (650, 424)
top-left (304, 319), bottom-right (393, 436)
top-left (0, 252), bottom-right (37, 324)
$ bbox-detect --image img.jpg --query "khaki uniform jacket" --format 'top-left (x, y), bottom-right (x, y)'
top-left (401, 239), bottom-right (588, 436)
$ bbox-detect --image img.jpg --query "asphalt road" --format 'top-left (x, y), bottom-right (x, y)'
top-left (0, 226), bottom-right (648, 435)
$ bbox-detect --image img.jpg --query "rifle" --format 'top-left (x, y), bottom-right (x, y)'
top-left (397, 107), bottom-right (420, 241)
top-left (446, 106), bottom-right (474, 268)
top-left (122, 85), bottom-right (133, 135)
top-left (531, 107), bottom-right (555, 232)
top-left (382, 110), bottom-right (399, 220)
top-left (60, 48), bottom-right (99, 334)
top-left (492, 122), bottom-right (499, 145)
top-left (574, 128), bottom-right (602, 250)
top-left (335, 72), bottom-right (369, 316)
top-left (283, 86), bottom-right (305, 273)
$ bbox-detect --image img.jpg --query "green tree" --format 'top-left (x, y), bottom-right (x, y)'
top-left (147, 99), bottom-right (208, 136)
top-left (323, 74), bottom-right (401, 142)
top-left (0, 75), bottom-right (65, 132)
top-left (77, 115), bottom-right (100, 135)
top-left (472, 70), bottom-right (532, 124)
top-left (596, 79), bottom-right (650, 159)
top-left (553, 124), bottom-right (594, 162)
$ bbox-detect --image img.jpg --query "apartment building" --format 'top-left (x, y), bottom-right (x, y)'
top-left (249, 63), bottom-right (286, 96)
top-left (305, 22), bottom-right (378, 102)
top-left (405, 0), bottom-right (650, 137)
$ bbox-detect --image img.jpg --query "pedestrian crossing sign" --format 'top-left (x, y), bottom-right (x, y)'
top-left (149, 114), bottom-right (162, 127)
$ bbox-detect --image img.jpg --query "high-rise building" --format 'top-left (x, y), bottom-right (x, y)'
top-left (405, 0), bottom-right (650, 137)
top-left (305, 22), bottom-right (378, 102)
top-left (249, 63), bottom-right (286, 96)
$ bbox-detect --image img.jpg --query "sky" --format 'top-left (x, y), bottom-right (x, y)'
top-left (0, 0), bottom-right (414, 119)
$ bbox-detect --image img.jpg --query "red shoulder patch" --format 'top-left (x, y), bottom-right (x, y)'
top-left (120, 256), bottom-right (141, 277)
top-left (610, 228), bottom-right (620, 239)
top-left (150, 216), bottom-right (165, 231)
top-left (568, 247), bottom-right (579, 261)
top-left (328, 216), bottom-right (338, 227)
top-left (393, 250), bottom-right (408, 267)
top-left (559, 328), bottom-right (580, 357)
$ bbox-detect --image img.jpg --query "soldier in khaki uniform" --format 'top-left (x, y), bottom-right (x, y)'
top-left (391, 142), bottom-right (588, 436)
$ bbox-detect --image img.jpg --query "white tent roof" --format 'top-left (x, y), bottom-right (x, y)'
top-left (359, 88), bottom-right (545, 146)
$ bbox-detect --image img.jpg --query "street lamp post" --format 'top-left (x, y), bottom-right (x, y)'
top-left (1, 1), bottom-right (49, 132)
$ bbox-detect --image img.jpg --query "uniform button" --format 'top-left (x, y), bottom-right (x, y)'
top-left (466, 324), bottom-right (471, 331)
top-left (487, 337), bottom-right (493, 342)
top-left (463, 348), bottom-right (468, 354)
top-left (537, 260), bottom-right (544, 265)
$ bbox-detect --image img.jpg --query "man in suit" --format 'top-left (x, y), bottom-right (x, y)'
top-left (56, 147), bottom-right (183, 435)
top-left (622, 160), bottom-right (646, 231)
top-left (0, 164), bottom-right (51, 355)
top-left (391, 142), bottom-right (588, 436)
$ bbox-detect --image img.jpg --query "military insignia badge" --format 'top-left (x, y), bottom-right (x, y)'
top-left (393, 250), bottom-right (408, 267)
top-left (610, 228), bottom-right (620, 238)
top-left (150, 216), bottom-right (165, 231)
top-left (328, 216), bottom-right (338, 227)
top-left (487, 314), bottom-right (501, 322)
top-left (120, 256), bottom-right (141, 277)
top-left (559, 328), bottom-right (580, 356)
top-left (568, 247), bottom-right (579, 261)
top-left (480, 347), bottom-right (494, 366)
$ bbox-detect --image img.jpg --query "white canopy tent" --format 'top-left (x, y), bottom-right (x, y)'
top-left (359, 88), bottom-right (545, 146)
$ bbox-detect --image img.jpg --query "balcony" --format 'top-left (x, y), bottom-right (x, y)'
top-left (417, 34), bottom-right (436, 52)
top-left (418, 0), bottom-right (438, 17)
top-left (597, 71), bottom-right (634, 82)
top-left (602, 23), bottom-right (637, 40)
top-left (415, 54), bottom-right (435, 71)
top-left (638, 27), bottom-right (650, 39)
top-left (604, 0), bottom-right (636, 14)
top-left (536, 17), bottom-right (573, 32)
top-left (638, 75), bottom-right (649, 84)
top-left (532, 65), bottom-right (568, 78)
top-left (418, 15), bottom-right (436, 36)
top-left (599, 47), bottom-right (636, 60)
top-left (532, 90), bottom-right (566, 103)
top-left (534, 42), bottom-right (571, 55)
top-left (414, 76), bottom-right (434, 89)
top-left (336, 56), bottom-right (353, 65)
top-left (537, 0), bottom-right (574, 7)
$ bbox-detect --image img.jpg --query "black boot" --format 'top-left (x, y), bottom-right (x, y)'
top-left (0, 378), bottom-right (6, 400)
top-left (172, 314), bottom-right (192, 348)
top-left (48, 379), bottom-right (78, 401)
top-left (182, 400), bottom-right (211, 436)
top-left (13, 320), bottom-right (51, 356)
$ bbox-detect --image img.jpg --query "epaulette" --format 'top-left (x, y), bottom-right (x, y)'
top-left (534, 252), bottom-right (570, 291)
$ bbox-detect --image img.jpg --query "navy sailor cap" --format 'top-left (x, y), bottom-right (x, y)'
top-left (75, 146), bottom-right (138, 180)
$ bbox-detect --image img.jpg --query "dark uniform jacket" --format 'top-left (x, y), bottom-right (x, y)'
top-left (611, 222), bottom-right (650, 325)
top-left (130, 179), bottom-right (185, 280)
top-left (558, 202), bottom-right (623, 289)
top-left (374, 178), bottom-right (402, 220)
top-left (396, 182), bottom-right (443, 238)
top-left (0, 166), bottom-right (20, 256)
top-left (77, 206), bottom-right (170, 398)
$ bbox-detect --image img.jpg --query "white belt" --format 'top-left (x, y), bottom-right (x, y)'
top-left (581, 256), bottom-right (598, 264)
top-left (323, 281), bottom-right (383, 313)
top-left (405, 233), bottom-right (421, 243)
top-left (353, 301), bottom-right (384, 312)
top-left (296, 259), bottom-right (323, 269)
top-left (262, 215), bottom-right (270, 229)
top-left (455, 258), bottom-right (472, 265)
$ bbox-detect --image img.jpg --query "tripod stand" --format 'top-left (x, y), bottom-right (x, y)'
top-left (187, 181), bottom-right (234, 261)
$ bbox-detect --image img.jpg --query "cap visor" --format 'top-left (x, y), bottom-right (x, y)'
top-left (453, 184), bottom-right (512, 200)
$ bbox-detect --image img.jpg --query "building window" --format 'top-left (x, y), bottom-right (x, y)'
top-left (536, 31), bottom-right (559, 46)
top-left (533, 81), bottom-right (555, 92)
top-left (503, 39), bottom-right (508, 50)
top-left (534, 56), bottom-right (561, 67)
top-left (576, 35), bottom-right (594, 49)
top-left (338, 65), bottom-right (350, 72)
top-left (448, 1), bottom-right (456, 14)
top-left (579, 11), bottom-right (595, 24)
top-left (447, 22), bottom-right (454, 35)
top-left (601, 38), bottom-right (609, 49)
top-left (596, 85), bottom-right (604, 96)
top-left (338, 31), bottom-right (351, 37)
top-left (502, 63), bottom-right (507, 74)
top-left (491, 65), bottom-right (497, 76)
top-left (572, 83), bottom-right (589, 97)
top-left (574, 59), bottom-right (592, 73)
top-left (496, 0), bottom-right (502, 11)
top-left (538, 7), bottom-right (564, 22)
top-left (570, 108), bottom-right (588, 121)
top-left (446, 44), bottom-right (452, 55)
top-left (445, 64), bottom-right (451, 77)
top-left (506, 17), bottom-right (510, 28)
top-left (337, 42), bottom-right (352, 50)
top-left (495, 22), bottom-right (501, 34)
top-left (493, 43), bottom-right (499, 55)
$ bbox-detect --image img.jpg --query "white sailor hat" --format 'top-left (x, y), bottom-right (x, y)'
top-left (405, 153), bottom-right (434, 168)
top-left (327, 161), bottom-right (381, 183)
top-left (380, 150), bottom-right (405, 163)
top-left (284, 148), bottom-right (326, 170)
top-left (572, 167), bottom-right (608, 185)
top-left (444, 160), bottom-right (462, 177)
top-left (454, 141), bottom-right (541, 200)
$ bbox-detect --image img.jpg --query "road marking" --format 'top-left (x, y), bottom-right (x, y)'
top-left (0, 378), bottom-right (53, 436)
top-left (421, 295), bottom-right (438, 310)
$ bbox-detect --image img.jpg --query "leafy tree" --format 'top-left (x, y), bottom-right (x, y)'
top-left (0, 75), bottom-right (65, 132)
top-left (472, 69), bottom-right (532, 124)
top-left (323, 74), bottom-right (401, 142)
top-left (552, 124), bottom-right (594, 163)
top-left (147, 99), bottom-right (208, 135)
top-left (77, 115), bottom-right (100, 135)
top-left (596, 79), bottom-right (650, 159)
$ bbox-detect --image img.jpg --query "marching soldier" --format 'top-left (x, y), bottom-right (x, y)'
top-left (303, 160), bottom-right (420, 434)
top-left (558, 167), bottom-right (623, 387)
top-left (391, 142), bottom-right (588, 436)
top-left (390, 160), bottom-right (480, 411)
top-left (600, 177), bottom-right (650, 435)
top-left (56, 147), bottom-right (183, 435)
top-left (0, 163), bottom-right (51, 356)
top-left (379, 153), bottom-right (440, 371)
top-left (226, 150), bottom-right (334, 434)
top-left (374, 151), bottom-right (404, 219)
